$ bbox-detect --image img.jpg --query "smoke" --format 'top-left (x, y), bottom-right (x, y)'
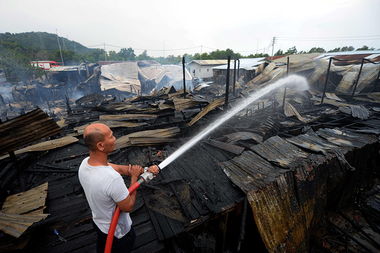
top-left (69, 89), bottom-right (85, 100)
top-left (0, 84), bottom-right (14, 103)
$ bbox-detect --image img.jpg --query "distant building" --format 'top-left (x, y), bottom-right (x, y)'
top-left (187, 60), bottom-right (228, 80)
top-left (31, 61), bottom-right (61, 70)
top-left (212, 58), bottom-right (266, 85)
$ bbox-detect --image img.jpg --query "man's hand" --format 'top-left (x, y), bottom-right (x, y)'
top-left (148, 165), bottom-right (160, 175)
top-left (130, 165), bottom-right (143, 178)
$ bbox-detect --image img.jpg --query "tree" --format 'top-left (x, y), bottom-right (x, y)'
top-left (136, 50), bottom-right (152, 60)
top-left (0, 37), bottom-right (44, 82)
top-left (356, 45), bottom-right (374, 51)
top-left (328, 46), bottom-right (355, 52)
top-left (328, 47), bottom-right (341, 52)
top-left (183, 53), bottom-right (193, 62)
top-left (85, 48), bottom-right (106, 62)
top-left (53, 50), bottom-right (81, 64)
top-left (193, 49), bottom-right (241, 60)
top-left (118, 47), bottom-right (135, 61)
top-left (274, 49), bottom-right (284, 56)
top-left (308, 47), bottom-right (326, 53)
top-left (108, 50), bottom-right (119, 61)
top-left (246, 53), bottom-right (269, 58)
top-left (284, 46), bottom-right (297, 55)
top-left (341, 46), bottom-right (355, 52)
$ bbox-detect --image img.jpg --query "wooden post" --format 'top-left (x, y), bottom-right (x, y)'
top-left (224, 56), bottom-right (231, 109)
top-left (182, 56), bottom-right (186, 98)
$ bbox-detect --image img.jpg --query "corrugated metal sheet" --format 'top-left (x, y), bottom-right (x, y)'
top-left (249, 135), bottom-right (309, 168)
top-left (0, 108), bottom-right (61, 155)
top-left (0, 136), bottom-right (78, 161)
top-left (100, 62), bottom-right (141, 93)
top-left (315, 50), bottom-right (380, 64)
top-left (188, 60), bottom-right (228, 66)
top-left (212, 57), bottom-right (266, 70)
top-left (366, 53), bottom-right (380, 60)
top-left (316, 128), bottom-right (377, 148)
top-left (0, 182), bottom-right (49, 238)
top-left (48, 65), bottom-right (86, 72)
top-left (287, 130), bottom-right (338, 155)
top-left (221, 123), bottom-right (379, 252)
top-left (315, 50), bottom-right (380, 59)
top-left (116, 127), bottom-right (180, 149)
top-left (220, 150), bottom-right (282, 193)
top-left (272, 53), bottom-right (321, 63)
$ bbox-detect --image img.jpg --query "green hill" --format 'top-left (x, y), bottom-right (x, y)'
top-left (0, 32), bottom-right (93, 54)
top-left (0, 32), bottom-right (106, 82)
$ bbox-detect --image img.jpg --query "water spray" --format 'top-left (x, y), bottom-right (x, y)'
top-left (104, 74), bottom-right (308, 253)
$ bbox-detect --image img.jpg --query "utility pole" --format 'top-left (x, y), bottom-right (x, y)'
top-left (56, 29), bottom-right (64, 66)
top-left (182, 56), bottom-right (186, 98)
top-left (200, 45), bottom-right (203, 54)
top-left (271, 36), bottom-right (276, 57)
top-left (62, 35), bottom-right (67, 51)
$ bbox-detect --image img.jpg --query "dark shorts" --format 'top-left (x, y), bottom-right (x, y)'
top-left (93, 221), bottom-right (136, 253)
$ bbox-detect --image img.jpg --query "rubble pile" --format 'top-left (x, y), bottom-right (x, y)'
top-left (0, 53), bottom-right (379, 252)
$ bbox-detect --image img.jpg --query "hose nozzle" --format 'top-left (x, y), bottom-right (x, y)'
top-left (140, 170), bottom-right (154, 183)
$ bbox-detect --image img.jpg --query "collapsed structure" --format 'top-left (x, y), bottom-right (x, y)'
top-left (0, 51), bottom-right (380, 252)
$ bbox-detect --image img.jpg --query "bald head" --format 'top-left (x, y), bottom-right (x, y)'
top-left (83, 123), bottom-right (110, 151)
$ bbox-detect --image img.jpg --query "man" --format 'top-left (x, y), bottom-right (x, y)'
top-left (78, 123), bottom-right (159, 253)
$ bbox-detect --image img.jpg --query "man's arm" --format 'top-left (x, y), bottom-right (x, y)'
top-left (109, 163), bottom-right (142, 176)
top-left (111, 164), bottom-right (158, 212)
top-left (116, 172), bottom-right (139, 212)
top-left (109, 163), bottom-right (160, 176)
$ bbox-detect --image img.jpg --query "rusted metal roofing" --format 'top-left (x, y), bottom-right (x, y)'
top-left (315, 50), bottom-right (380, 64)
top-left (272, 53), bottom-right (322, 63)
top-left (315, 50), bottom-right (380, 59)
top-left (0, 108), bottom-right (61, 155)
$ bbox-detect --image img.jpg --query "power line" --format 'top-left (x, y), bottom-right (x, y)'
top-left (277, 34), bottom-right (380, 39)
top-left (277, 38), bottom-right (380, 42)
top-left (83, 35), bottom-right (380, 56)
top-left (276, 35), bottom-right (380, 42)
top-left (97, 43), bottom-right (202, 52)
top-left (86, 42), bottom-right (277, 55)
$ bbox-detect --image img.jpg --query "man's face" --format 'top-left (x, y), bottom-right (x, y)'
top-left (102, 127), bottom-right (116, 153)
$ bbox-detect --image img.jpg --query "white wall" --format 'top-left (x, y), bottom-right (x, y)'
top-left (187, 63), bottom-right (214, 79)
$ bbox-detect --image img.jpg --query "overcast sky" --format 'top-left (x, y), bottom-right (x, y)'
top-left (1, 0), bottom-right (379, 57)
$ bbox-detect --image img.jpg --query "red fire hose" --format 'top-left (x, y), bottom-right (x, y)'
top-left (104, 171), bottom-right (155, 253)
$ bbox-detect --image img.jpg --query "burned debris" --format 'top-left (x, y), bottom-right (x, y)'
top-left (0, 52), bottom-right (380, 253)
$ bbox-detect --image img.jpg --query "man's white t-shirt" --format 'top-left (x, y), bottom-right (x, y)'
top-left (78, 157), bottom-right (132, 239)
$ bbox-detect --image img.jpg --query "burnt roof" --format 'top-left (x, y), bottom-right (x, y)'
top-left (1, 55), bottom-right (380, 252)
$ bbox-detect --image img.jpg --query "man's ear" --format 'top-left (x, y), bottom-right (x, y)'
top-left (97, 141), bottom-right (105, 151)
